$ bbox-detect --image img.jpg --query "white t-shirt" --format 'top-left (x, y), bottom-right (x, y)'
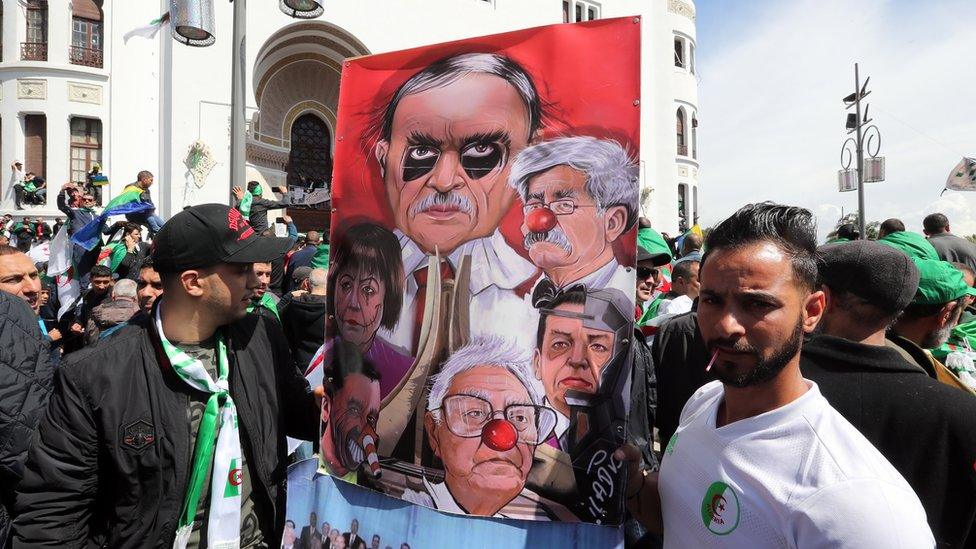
top-left (659, 380), bottom-right (934, 548)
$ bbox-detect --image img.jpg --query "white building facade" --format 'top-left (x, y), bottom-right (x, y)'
top-left (0, 0), bottom-right (698, 234)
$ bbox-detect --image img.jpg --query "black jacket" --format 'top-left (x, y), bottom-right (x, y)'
top-left (279, 293), bottom-right (327, 371)
top-left (801, 335), bottom-right (976, 549)
top-left (12, 312), bottom-right (318, 548)
top-left (0, 292), bottom-right (57, 541)
top-left (651, 311), bottom-right (712, 448)
top-left (242, 196), bottom-right (289, 233)
top-left (628, 329), bottom-right (659, 471)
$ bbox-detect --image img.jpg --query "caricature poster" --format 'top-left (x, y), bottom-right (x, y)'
top-left (309, 17), bottom-right (640, 525)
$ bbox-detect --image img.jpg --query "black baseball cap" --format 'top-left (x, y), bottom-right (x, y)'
top-left (151, 203), bottom-right (291, 273)
top-left (819, 240), bottom-right (920, 313)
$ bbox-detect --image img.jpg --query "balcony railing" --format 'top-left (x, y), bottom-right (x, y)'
top-left (69, 46), bottom-right (103, 68)
top-left (21, 42), bottom-right (48, 61)
top-left (677, 144), bottom-right (688, 156)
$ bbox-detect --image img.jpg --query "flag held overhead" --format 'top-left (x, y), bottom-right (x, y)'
top-left (945, 157), bottom-right (976, 192)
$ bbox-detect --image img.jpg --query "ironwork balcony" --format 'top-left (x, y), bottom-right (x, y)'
top-left (20, 42), bottom-right (48, 61)
top-left (69, 46), bottom-right (103, 68)
top-left (677, 144), bottom-right (688, 156)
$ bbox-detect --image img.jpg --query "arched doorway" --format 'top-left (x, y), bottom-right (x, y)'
top-left (287, 113), bottom-right (332, 189)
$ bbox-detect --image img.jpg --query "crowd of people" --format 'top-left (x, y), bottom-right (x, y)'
top-left (0, 185), bottom-right (974, 547)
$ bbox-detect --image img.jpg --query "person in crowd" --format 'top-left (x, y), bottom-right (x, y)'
top-left (280, 267), bottom-right (327, 371)
top-left (64, 265), bottom-right (114, 352)
top-left (373, 52), bottom-right (542, 354)
top-left (51, 217), bottom-right (66, 237)
top-left (247, 261), bottom-right (281, 322)
top-left (405, 336), bottom-right (557, 517)
top-left (370, 534), bottom-right (381, 549)
top-left (84, 278), bottom-right (140, 344)
top-left (285, 230), bottom-right (322, 292)
top-left (923, 212), bottom-right (976, 272)
top-left (635, 227), bottom-right (675, 328)
top-left (343, 519), bottom-right (367, 549)
top-left (7, 161), bottom-right (24, 209)
top-left (320, 223), bottom-right (409, 398)
top-left (265, 214), bottom-right (299, 296)
top-left (655, 258), bottom-right (700, 317)
top-left (123, 170), bottom-right (165, 234)
top-left (828, 222), bottom-right (860, 243)
top-left (532, 286), bottom-right (630, 452)
top-left (57, 183), bottom-right (102, 284)
top-left (282, 520), bottom-right (297, 549)
top-left (877, 217), bottom-right (905, 239)
top-left (33, 217), bottom-right (51, 242)
top-left (232, 181), bottom-right (292, 233)
top-left (288, 265), bottom-right (313, 296)
top-left (98, 222), bottom-right (148, 280)
top-left (889, 258), bottom-right (976, 391)
top-left (652, 312), bottom-right (711, 452)
top-left (321, 521), bottom-right (332, 549)
top-left (84, 162), bottom-right (108, 205)
top-left (0, 245), bottom-right (42, 314)
top-left (803, 240), bottom-right (976, 547)
top-left (135, 257), bottom-right (163, 314)
top-left (319, 341), bottom-right (382, 483)
top-left (617, 202), bottom-right (933, 546)
top-left (11, 204), bottom-right (318, 546)
top-left (507, 136), bottom-right (638, 295)
top-left (678, 231), bottom-right (703, 261)
top-left (299, 512), bottom-right (320, 549)
top-left (0, 291), bottom-right (56, 544)
top-left (878, 225), bottom-right (940, 261)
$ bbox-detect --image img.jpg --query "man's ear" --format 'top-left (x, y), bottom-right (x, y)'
top-left (374, 140), bottom-right (390, 179)
top-left (803, 289), bottom-right (826, 333)
top-left (939, 301), bottom-right (958, 328)
top-left (533, 349), bottom-right (542, 380)
top-left (320, 394), bottom-right (331, 424)
top-left (604, 206), bottom-right (628, 243)
top-left (181, 270), bottom-right (205, 297)
top-left (424, 412), bottom-right (440, 457)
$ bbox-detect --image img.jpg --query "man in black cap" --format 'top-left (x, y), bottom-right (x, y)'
top-left (13, 204), bottom-right (319, 548)
top-left (802, 240), bottom-right (976, 548)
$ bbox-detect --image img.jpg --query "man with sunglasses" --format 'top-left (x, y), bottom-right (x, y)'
top-left (509, 136), bottom-right (639, 306)
top-left (402, 336), bottom-right (559, 518)
top-left (57, 183), bottom-right (103, 285)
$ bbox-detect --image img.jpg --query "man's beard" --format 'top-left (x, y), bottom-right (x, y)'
top-left (921, 322), bottom-right (954, 349)
top-left (708, 319), bottom-right (803, 388)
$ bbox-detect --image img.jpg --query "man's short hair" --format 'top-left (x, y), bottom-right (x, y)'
top-left (89, 265), bottom-right (113, 280)
top-left (828, 289), bottom-right (902, 330)
top-left (139, 257), bottom-right (156, 272)
top-left (377, 52), bottom-right (544, 142)
top-left (952, 262), bottom-right (975, 285)
top-left (306, 230), bottom-right (321, 245)
top-left (427, 336), bottom-right (540, 418)
top-left (704, 202), bottom-right (819, 291)
top-left (903, 296), bottom-right (966, 320)
top-left (879, 218), bottom-right (905, 236)
top-left (508, 136), bottom-right (639, 230)
top-left (137, 170), bottom-right (153, 182)
top-left (308, 267), bottom-right (328, 289)
top-left (113, 279), bottom-right (138, 299)
top-left (680, 233), bottom-right (704, 255)
top-left (0, 245), bottom-right (22, 257)
top-left (327, 340), bottom-right (382, 395)
top-left (671, 259), bottom-right (699, 283)
top-left (836, 223), bottom-right (859, 241)
top-left (923, 213), bottom-right (949, 234)
top-left (327, 223), bottom-right (403, 331)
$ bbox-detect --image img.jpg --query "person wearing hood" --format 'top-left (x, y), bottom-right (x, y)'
top-left (84, 279), bottom-right (140, 344)
top-left (279, 267), bottom-right (328, 371)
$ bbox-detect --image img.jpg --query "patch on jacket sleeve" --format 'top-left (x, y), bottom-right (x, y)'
top-left (121, 419), bottom-right (156, 452)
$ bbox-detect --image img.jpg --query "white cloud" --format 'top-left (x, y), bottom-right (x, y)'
top-left (698, 0), bottom-right (976, 240)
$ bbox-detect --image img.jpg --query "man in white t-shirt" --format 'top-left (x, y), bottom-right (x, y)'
top-left (616, 203), bottom-right (934, 547)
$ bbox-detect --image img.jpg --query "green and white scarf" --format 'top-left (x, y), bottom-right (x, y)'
top-left (155, 305), bottom-right (242, 549)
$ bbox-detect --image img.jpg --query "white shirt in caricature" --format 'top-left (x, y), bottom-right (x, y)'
top-left (379, 229), bottom-right (540, 353)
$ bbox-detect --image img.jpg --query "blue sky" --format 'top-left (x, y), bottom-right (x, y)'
top-left (693, 0), bottom-right (976, 239)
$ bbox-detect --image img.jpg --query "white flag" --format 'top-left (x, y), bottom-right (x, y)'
top-left (946, 157), bottom-right (976, 191)
top-left (123, 13), bottom-right (170, 44)
top-left (48, 226), bottom-right (80, 320)
top-left (27, 241), bottom-right (50, 264)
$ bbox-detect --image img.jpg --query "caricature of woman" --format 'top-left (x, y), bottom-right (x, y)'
top-left (325, 223), bottom-right (411, 399)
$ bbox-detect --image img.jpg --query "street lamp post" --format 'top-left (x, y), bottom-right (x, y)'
top-left (170, 0), bottom-right (324, 200)
top-left (838, 62), bottom-right (884, 239)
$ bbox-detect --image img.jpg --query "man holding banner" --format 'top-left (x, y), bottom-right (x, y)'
top-left (12, 204), bottom-right (318, 548)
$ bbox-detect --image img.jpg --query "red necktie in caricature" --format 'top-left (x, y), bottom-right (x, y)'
top-left (411, 260), bottom-right (455, 355)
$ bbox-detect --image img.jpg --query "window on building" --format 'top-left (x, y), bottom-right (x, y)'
top-left (287, 113), bottom-right (333, 190)
top-left (693, 186), bottom-right (699, 225)
top-left (588, 6), bottom-right (597, 20)
top-left (678, 183), bottom-right (688, 229)
top-left (23, 0), bottom-right (48, 61)
top-left (689, 43), bottom-right (696, 74)
top-left (676, 108), bottom-right (686, 156)
top-left (575, 3), bottom-right (583, 22)
top-left (674, 37), bottom-right (685, 68)
top-left (691, 115), bottom-right (698, 159)
top-left (24, 114), bottom-right (47, 179)
top-left (563, 0), bottom-right (570, 23)
top-left (70, 118), bottom-right (102, 185)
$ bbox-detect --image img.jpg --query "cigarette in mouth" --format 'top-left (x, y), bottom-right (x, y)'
top-left (705, 349), bottom-right (719, 373)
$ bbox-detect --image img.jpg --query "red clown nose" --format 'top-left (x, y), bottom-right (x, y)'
top-left (482, 418), bottom-right (518, 451)
top-left (525, 208), bottom-right (557, 234)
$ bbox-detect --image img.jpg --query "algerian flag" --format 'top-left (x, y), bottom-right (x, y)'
top-left (946, 157), bottom-right (976, 191)
top-left (123, 12), bottom-right (170, 43)
top-left (72, 184), bottom-right (153, 251)
top-left (48, 226), bottom-right (81, 320)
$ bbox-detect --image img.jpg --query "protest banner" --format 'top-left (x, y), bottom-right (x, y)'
top-left (310, 16), bottom-right (641, 524)
top-left (283, 458), bottom-right (624, 548)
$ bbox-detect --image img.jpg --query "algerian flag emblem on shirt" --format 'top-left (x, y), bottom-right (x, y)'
top-left (224, 458), bottom-right (243, 498)
top-left (701, 481), bottom-right (740, 535)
